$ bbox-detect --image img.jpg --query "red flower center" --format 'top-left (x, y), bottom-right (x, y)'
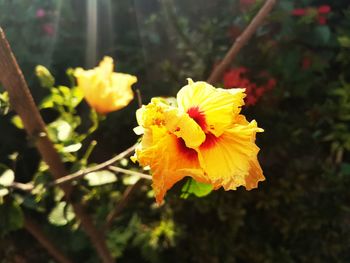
top-left (187, 106), bottom-right (207, 131)
top-left (176, 137), bottom-right (198, 161)
top-left (200, 133), bottom-right (219, 150)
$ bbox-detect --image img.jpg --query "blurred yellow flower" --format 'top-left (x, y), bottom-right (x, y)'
top-left (74, 56), bottom-right (137, 114)
top-left (133, 79), bottom-right (265, 203)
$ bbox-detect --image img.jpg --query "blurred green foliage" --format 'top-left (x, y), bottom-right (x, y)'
top-left (0, 0), bottom-right (350, 262)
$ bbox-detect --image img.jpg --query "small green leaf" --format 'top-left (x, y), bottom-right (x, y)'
top-left (0, 91), bottom-right (9, 115)
top-left (0, 189), bottom-right (9, 197)
top-left (48, 120), bottom-right (72, 142)
top-left (0, 169), bottom-right (14, 187)
top-left (338, 36), bottom-right (350, 48)
top-left (85, 170), bottom-right (117, 186)
top-left (11, 115), bottom-right (24, 129)
top-left (62, 143), bottom-right (82, 153)
top-left (181, 178), bottom-right (213, 198)
top-left (48, 202), bottom-right (75, 226)
top-left (123, 174), bottom-right (140, 185)
top-left (70, 87), bottom-right (84, 107)
top-left (58, 86), bottom-right (71, 98)
top-left (35, 65), bottom-right (55, 88)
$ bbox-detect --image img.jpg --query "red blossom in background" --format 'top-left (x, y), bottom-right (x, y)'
top-left (223, 67), bottom-right (276, 106)
top-left (302, 57), bottom-right (312, 70)
top-left (223, 67), bottom-right (247, 88)
top-left (42, 23), bottom-right (55, 36)
top-left (317, 15), bottom-right (327, 25)
top-left (317, 5), bottom-right (331, 25)
top-left (291, 5), bottom-right (331, 25)
top-left (292, 8), bottom-right (307, 16)
top-left (318, 5), bottom-right (331, 14)
top-left (36, 8), bottom-right (46, 18)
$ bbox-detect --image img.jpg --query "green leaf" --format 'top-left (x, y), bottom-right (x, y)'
top-left (48, 120), bottom-right (72, 142)
top-left (48, 202), bottom-right (75, 226)
top-left (338, 36), bottom-right (350, 48)
top-left (70, 87), bottom-right (84, 107)
top-left (62, 143), bottom-right (82, 153)
top-left (11, 115), bottom-right (24, 129)
top-left (35, 65), bottom-right (55, 88)
top-left (58, 86), bottom-right (71, 98)
top-left (0, 91), bottom-right (9, 115)
top-left (123, 174), bottom-right (140, 185)
top-left (0, 189), bottom-right (9, 197)
top-left (85, 170), bottom-right (117, 186)
top-left (181, 178), bottom-right (213, 198)
top-left (0, 169), bottom-right (14, 187)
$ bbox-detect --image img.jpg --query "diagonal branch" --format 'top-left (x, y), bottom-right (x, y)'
top-left (24, 216), bottom-right (73, 263)
top-left (104, 179), bottom-right (145, 230)
top-left (207, 0), bottom-right (277, 84)
top-left (53, 144), bottom-right (137, 187)
top-left (0, 28), bottom-right (114, 263)
top-left (9, 144), bottom-right (139, 192)
top-left (108, 166), bottom-right (152, 181)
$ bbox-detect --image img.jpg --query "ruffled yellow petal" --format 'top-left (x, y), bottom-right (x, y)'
top-left (177, 79), bottom-right (246, 136)
top-left (136, 98), bottom-right (205, 148)
top-left (108, 72), bottom-right (136, 111)
top-left (245, 158), bottom-right (265, 190)
top-left (163, 108), bottom-right (205, 148)
top-left (197, 119), bottom-right (264, 190)
top-left (74, 56), bottom-right (136, 114)
top-left (135, 125), bottom-right (204, 204)
top-left (98, 56), bottom-right (114, 77)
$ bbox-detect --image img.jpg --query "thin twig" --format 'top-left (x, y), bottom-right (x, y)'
top-left (53, 144), bottom-right (136, 187)
top-left (10, 182), bottom-right (34, 192)
top-left (104, 167), bottom-right (151, 230)
top-left (108, 166), bottom-right (152, 180)
top-left (135, 89), bottom-right (143, 108)
top-left (24, 216), bottom-right (73, 263)
top-left (104, 179), bottom-right (144, 230)
top-left (0, 28), bottom-right (114, 263)
top-left (9, 145), bottom-right (138, 192)
top-left (207, 0), bottom-right (277, 84)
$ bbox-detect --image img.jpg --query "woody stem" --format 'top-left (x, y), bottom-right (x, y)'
top-left (207, 0), bottom-right (277, 84)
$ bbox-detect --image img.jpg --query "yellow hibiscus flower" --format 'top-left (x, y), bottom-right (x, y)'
top-left (74, 56), bottom-right (137, 114)
top-left (133, 79), bottom-right (265, 203)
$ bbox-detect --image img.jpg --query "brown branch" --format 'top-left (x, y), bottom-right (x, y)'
top-left (24, 216), bottom-right (73, 263)
top-left (104, 179), bottom-right (144, 230)
top-left (53, 144), bottom-right (136, 187)
top-left (207, 0), bottom-right (277, 84)
top-left (135, 89), bottom-right (143, 108)
top-left (10, 144), bottom-right (137, 192)
top-left (10, 182), bottom-right (34, 192)
top-left (0, 28), bottom-right (114, 263)
top-left (104, 166), bottom-right (152, 230)
top-left (108, 166), bottom-right (152, 180)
